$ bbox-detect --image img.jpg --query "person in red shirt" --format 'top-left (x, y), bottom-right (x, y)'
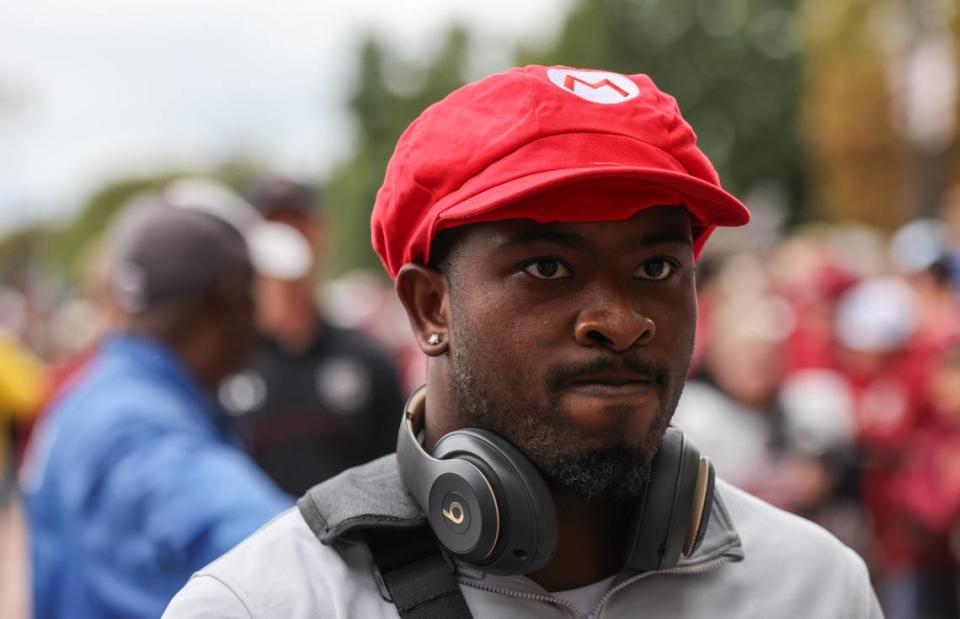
top-left (892, 343), bottom-right (960, 619)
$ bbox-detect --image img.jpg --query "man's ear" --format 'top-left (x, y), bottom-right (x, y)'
top-left (395, 264), bottom-right (450, 356)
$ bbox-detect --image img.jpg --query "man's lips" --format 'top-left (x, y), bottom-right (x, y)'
top-left (564, 372), bottom-right (659, 396)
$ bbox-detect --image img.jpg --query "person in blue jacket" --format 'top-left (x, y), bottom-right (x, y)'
top-left (20, 197), bottom-right (292, 619)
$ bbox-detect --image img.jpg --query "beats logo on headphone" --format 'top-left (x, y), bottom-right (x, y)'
top-left (396, 387), bottom-right (716, 575)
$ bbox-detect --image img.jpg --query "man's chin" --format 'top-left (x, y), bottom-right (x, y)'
top-left (544, 447), bottom-right (654, 500)
top-left (544, 406), bottom-right (673, 499)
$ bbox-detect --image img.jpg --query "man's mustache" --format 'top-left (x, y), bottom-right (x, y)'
top-left (544, 355), bottom-right (669, 393)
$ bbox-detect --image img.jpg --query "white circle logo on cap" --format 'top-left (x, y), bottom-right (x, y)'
top-left (546, 68), bottom-right (640, 104)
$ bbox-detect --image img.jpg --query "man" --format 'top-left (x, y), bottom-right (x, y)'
top-left (21, 199), bottom-right (291, 619)
top-left (218, 177), bottom-right (405, 496)
top-left (165, 66), bottom-right (882, 618)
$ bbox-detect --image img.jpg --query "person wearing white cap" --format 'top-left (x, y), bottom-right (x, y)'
top-left (217, 176), bottom-right (405, 497)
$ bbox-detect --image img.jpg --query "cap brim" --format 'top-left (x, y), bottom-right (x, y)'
top-left (436, 165), bottom-right (750, 230)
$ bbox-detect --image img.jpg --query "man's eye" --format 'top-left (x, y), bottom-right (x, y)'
top-left (635, 258), bottom-right (676, 280)
top-left (524, 260), bottom-right (571, 280)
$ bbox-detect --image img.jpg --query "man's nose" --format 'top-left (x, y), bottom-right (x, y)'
top-left (573, 285), bottom-right (656, 352)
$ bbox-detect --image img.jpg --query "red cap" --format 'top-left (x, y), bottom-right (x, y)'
top-left (371, 65), bottom-right (750, 278)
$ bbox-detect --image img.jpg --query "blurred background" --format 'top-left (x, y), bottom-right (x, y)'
top-left (3, 0), bottom-right (960, 617)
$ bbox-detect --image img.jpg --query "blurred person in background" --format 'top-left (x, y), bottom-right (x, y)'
top-left (673, 291), bottom-right (850, 518)
top-left (0, 331), bottom-right (49, 619)
top-left (891, 342), bottom-right (960, 619)
top-left (685, 221), bottom-right (960, 617)
top-left (877, 214), bottom-right (960, 619)
top-left (322, 269), bottom-right (429, 395)
top-left (218, 176), bottom-right (405, 496)
top-left (19, 199), bottom-right (291, 619)
top-left (0, 330), bottom-right (45, 505)
top-left (833, 277), bottom-right (924, 453)
top-left (940, 186), bottom-right (960, 292)
top-left (832, 277), bottom-right (932, 612)
top-left (0, 287), bottom-right (45, 619)
top-left (889, 218), bottom-right (960, 359)
top-left (767, 228), bottom-right (859, 376)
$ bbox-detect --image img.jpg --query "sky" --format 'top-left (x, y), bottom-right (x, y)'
top-left (0, 0), bottom-right (571, 235)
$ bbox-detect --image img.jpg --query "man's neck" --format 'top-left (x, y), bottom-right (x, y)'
top-left (271, 308), bottom-right (319, 355)
top-left (148, 328), bottom-right (220, 394)
top-left (528, 482), bottom-right (631, 591)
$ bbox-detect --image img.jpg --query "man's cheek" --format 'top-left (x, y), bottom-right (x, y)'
top-left (657, 303), bottom-right (696, 344)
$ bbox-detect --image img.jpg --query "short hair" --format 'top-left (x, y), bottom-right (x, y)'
top-left (427, 226), bottom-right (469, 274)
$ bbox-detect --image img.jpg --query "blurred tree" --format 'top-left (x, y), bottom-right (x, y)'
top-left (905, 2), bottom-right (960, 219)
top-left (518, 0), bottom-right (808, 221)
top-left (0, 158), bottom-right (265, 286)
top-left (324, 28), bottom-right (469, 274)
top-left (0, 226), bottom-right (48, 283)
top-left (46, 177), bottom-right (162, 272)
top-left (800, 0), bottom-right (930, 228)
top-left (945, 2), bottom-right (960, 204)
top-left (0, 78), bottom-right (41, 282)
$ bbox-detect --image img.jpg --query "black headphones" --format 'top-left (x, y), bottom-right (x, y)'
top-left (396, 387), bottom-right (716, 576)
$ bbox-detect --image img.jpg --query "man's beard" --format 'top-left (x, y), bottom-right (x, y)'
top-left (449, 342), bottom-right (680, 500)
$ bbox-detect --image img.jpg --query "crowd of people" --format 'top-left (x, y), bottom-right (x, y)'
top-left (1, 177), bottom-right (409, 618)
top-left (675, 198), bottom-right (960, 617)
top-left (0, 117), bottom-right (958, 619)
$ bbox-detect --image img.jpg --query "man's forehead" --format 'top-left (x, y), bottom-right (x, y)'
top-left (463, 206), bottom-right (694, 250)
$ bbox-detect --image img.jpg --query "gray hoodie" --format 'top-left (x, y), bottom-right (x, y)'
top-left (164, 455), bottom-right (883, 618)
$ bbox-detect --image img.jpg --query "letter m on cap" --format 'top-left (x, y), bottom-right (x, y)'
top-left (563, 74), bottom-right (629, 98)
top-left (546, 68), bottom-right (640, 104)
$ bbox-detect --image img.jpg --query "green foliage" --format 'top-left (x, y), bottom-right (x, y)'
top-left (0, 225), bottom-right (49, 282)
top-left (0, 160), bottom-right (265, 286)
top-left (800, 0), bottom-right (908, 228)
top-left (47, 177), bottom-right (164, 271)
top-left (0, 177), bottom-right (164, 287)
top-left (952, 9), bottom-right (960, 195)
top-left (518, 0), bottom-right (807, 217)
top-left (324, 27), bottom-right (470, 274)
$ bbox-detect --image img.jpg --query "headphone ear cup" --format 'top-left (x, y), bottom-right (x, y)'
top-left (432, 429), bottom-right (558, 575)
top-left (396, 392), bottom-right (502, 567)
top-left (625, 427), bottom-right (706, 571)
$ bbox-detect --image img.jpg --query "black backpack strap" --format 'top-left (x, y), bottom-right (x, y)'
top-left (366, 525), bottom-right (474, 619)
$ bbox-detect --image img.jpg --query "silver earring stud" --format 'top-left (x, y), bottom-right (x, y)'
top-left (427, 333), bottom-right (441, 345)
